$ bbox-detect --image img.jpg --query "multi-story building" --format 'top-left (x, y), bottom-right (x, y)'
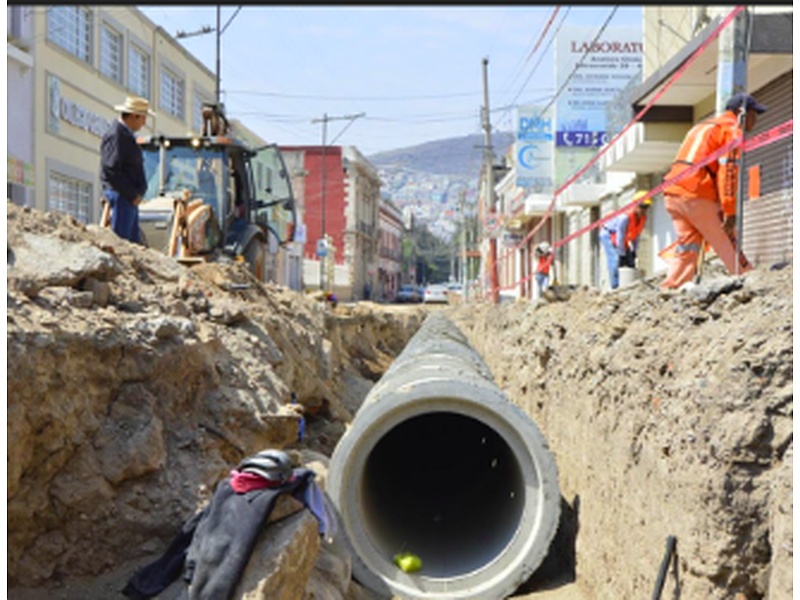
top-left (377, 196), bottom-right (404, 301)
top-left (19, 5), bottom-right (217, 224)
top-left (602, 6), bottom-right (793, 271)
top-left (280, 144), bottom-right (381, 301)
top-left (7, 6), bottom-right (304, 289)
top-left (484, 5), bottom-right (793, 300)
top-left (7, 6), bottom-right (35, 208)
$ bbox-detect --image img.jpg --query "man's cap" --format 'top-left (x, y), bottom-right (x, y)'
top-left (114, 96), bottom-right (155, 116)
top-left (633, 190), bottom-right (652, 207)
top-left (725, 93), bottom-right (766, 115)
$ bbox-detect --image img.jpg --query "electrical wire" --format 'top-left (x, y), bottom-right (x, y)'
top-left (494, 7), bottom-right (571, 129)
top-left (225, 90), bottom-right (484, 101)
top-left (497, 6), bottom-right (560, 98)
top-left (535, 6), bottom-right (620, 120)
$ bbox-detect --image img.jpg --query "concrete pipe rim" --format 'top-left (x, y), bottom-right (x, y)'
top-left (328, 379), bottom-right (561, 599)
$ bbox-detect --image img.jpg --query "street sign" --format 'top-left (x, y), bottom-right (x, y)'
top-left (316, 238), bottom-right (328, 257)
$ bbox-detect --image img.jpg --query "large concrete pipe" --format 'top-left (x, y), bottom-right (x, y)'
top-left (328, 312), bottom-right (561, 599)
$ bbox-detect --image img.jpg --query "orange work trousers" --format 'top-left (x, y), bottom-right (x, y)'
top-left (660, 194), bottom-right (751, 289)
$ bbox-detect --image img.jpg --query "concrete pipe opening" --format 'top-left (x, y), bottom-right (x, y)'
top-left (329, 313), bottom-right (561, 600)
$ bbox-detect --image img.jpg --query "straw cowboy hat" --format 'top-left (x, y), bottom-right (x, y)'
top-left (114, 96), bottom-right (155, 116)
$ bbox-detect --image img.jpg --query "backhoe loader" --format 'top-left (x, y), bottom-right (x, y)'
top-left (102, 104), bottom-right (296, 283)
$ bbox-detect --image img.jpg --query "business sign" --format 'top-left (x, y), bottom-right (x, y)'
top-left (554, 24), bottom-right (642, 186)
top-left (515, 104), bottom-right (555, 191)
top-left (555, 25), bottom-right (642, 148)
top-left (47, 74), bottom-right (112, 138)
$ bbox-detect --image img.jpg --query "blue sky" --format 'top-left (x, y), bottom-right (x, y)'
top-left (139, 5), bottom-right (642, 156)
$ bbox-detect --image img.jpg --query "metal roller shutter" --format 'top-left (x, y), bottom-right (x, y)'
top-left (742, 71), bottom-right (793, 267)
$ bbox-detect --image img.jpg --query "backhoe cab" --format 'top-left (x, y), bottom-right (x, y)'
top-left (135, 103), bottom-right (296, 283)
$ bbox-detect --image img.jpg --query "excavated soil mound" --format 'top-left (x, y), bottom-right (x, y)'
top-left (6, 202), bottom-right (793, 600)
top-left (450, 268), bottom-right (792, 600)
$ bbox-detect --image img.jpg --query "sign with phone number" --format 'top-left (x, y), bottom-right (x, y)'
top-left (556, 131), bottom-right (609, 147)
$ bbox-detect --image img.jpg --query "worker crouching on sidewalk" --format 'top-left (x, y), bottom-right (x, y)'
top-left (599, 191), bottom-right (651, 290)
top-left (659, 93), bottom-right (764, 289)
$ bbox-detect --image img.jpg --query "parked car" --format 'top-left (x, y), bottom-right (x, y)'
top-left (396, 284), bottom-right (421, 303)
top-left (423, 284), bottom-right (449, 304)
top-left (447, 282), bottom-right (463, 295)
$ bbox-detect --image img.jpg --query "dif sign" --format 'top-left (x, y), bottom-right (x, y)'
top-left (515, 105), bottom-right (554, 191)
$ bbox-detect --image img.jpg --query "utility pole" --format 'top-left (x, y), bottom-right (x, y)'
top-left (715, 7), bottom-right (751, 274)
top-left (176, 5), bottom-right (242, 106)
top-left (460, 189), bottom-right (468, 302)
top-left (215, 6), bottom-right (221, 103)
top-left (311, 112), bottom-right (365, 291)
top-left (482, 57), bottom-right (500, 304)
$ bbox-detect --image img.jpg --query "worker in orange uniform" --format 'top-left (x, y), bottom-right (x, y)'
top-left (599, 191), bottom-right (651, 289)
top-left (659, 93), bottom-right (765, 289)
top-left (533, 241), bottom-right (553, 298)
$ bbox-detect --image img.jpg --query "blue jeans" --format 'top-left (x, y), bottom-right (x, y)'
top-left (104, 189), bottom-right (140, 244)
top-left (599, 228), bottom-right (620, 289)
top-left (534, 272), bottom-right (549, 296)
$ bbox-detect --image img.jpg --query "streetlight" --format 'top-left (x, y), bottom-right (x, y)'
top-left (176, 5), bottom-right (242, 104)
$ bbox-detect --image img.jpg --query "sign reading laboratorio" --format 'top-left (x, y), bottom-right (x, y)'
top-left (555, 25), bottom-right (642, 148)
top-left (47, 75), bottom-right (112, 138)
top-left (515, 104), bottom-right (555, 192)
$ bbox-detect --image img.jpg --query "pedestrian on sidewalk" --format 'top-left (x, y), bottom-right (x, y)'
top-left (100, 96), bottom-right (154, 244)
top-left (599, 191), bottom-right (651, 289)
top-left (659, 92), bottom-right (764, 289)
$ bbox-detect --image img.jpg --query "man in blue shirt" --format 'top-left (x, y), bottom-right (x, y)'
top-left (100, 96), bottom-right (153, 244)
top-left (599, 191), bottom-right (651, 289)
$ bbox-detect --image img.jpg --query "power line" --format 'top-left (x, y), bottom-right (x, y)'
top-left (536, 6), bottom-right (619, 119)
top-left (225, 89), bottom-right (485, 101)
top-left (510, 7), bottom-right (571, 109)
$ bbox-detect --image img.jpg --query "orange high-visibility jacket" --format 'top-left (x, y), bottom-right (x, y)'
top-left (535, 253), bottom-right (553, 276)
top-left (663, 111), bottom-right (742, 216)
top-left (609, 207), bottom-right (647, 252)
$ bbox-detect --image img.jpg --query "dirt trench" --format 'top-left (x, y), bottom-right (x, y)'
top-left (6, 203), bottom-right (792, 599)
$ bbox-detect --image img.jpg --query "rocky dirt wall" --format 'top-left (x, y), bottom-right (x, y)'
top-left (6, 203), bottom-right (427, 593)
top-left (450, 269), bottom-right (793, 600)
top-left (5, 202), bottom-right (792, 600)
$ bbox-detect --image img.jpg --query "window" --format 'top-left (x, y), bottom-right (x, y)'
top-left (160, 66), bottom-right (185, 120)
top-left (48, 172), bottom-right (92, 224)
top-left (47, 6), bottom-right (92, 63)
top-left (100, 22), bottom-right (123, 84)
top-left (128, 44), bottom-right (150, 98)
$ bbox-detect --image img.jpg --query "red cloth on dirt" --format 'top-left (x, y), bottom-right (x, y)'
top-left (228, 469), bottom-right (296, 493)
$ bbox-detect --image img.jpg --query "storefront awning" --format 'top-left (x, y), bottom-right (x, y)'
top-left (604, 11), bottom-right (792, 175)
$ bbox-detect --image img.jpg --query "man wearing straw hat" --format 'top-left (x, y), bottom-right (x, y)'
top-left (100, 96), bottom-right (154, 243)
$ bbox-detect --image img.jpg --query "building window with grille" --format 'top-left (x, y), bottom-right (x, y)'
top-left (48, 171), bottom-right (92, 224)
top-left (160, 66), bottom-right (185, 120)
top-left (47, 6), bottom-right (93, 63)
top-left (128, 44), bottom-right (150, 99)
top-left (99, 22), bottom-right (123, 84)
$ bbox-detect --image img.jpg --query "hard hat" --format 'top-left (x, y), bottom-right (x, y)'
top-left (238, 449), bottom-right (294, 484)
top-left (537, 241), bottom-right (551, 253)
top-left (633, 191), bottom-right (652, 207)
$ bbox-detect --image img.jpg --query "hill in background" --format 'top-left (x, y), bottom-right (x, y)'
top-left (368, 131), bottom-right (515, 177)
